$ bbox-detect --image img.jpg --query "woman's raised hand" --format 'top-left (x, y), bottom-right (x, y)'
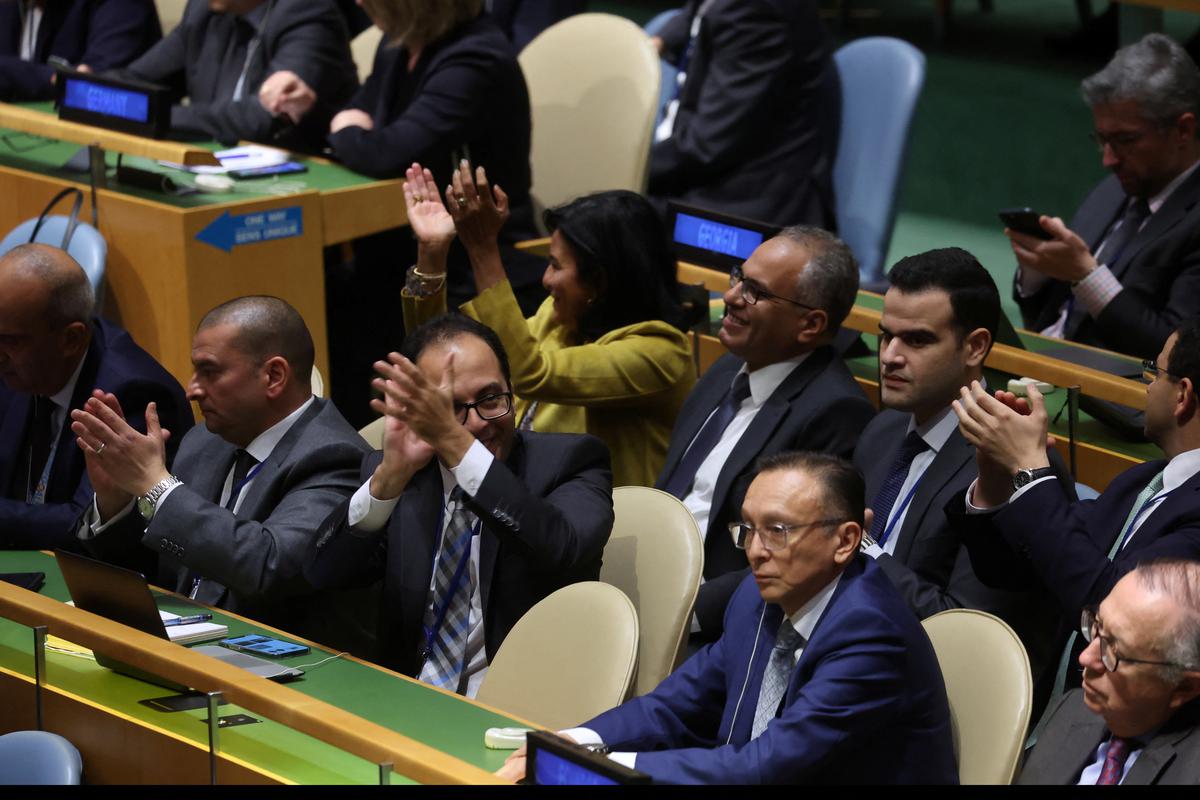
top-left (446, 160), bottom-right (509, 255)
top-left (403, 162), bottom-right (456, 247)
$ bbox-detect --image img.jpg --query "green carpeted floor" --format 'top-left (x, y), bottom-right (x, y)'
top-left (597, 0), bottom-right (1199, 326)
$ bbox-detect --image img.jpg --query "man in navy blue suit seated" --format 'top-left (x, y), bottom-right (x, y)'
top-left (0, 243), bottom-right (191, 551)
top-left (498, 451), bottom-right (959, 785)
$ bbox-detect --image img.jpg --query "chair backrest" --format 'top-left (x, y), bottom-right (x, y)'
top-left (601, 486), bottom-right (702, 697)
top-left (359, 416), bottom-right (385, 449)
top-left (310, 365), bottom-right (325, 398)
top-left (0, 731), bottom-right (83, 785)
top-left (155, 0), bottom-right (188, 36)
top-left (0, 217), bottom-right (108, 310)
top-left (643, 8), bottom-right (682, 128)
top-left (350, 25), bottom-right (383, 84)
top-left (518, 13), bottom-right (660, 222)
top-left (475, 581), bottom-right (638, 730)
top-left (921, 609), bottom-right (1032, 785)
top-left (832, 37), bottom-right (926, 284)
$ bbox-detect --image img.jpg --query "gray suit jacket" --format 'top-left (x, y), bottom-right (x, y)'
top-left (88, 398), bottom-right (369, 630)
top-left (1019, 690), bottom-right (1200, 785)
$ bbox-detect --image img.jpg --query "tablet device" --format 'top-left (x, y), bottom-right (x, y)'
top-left (523, 731), bottom-right (650, 786)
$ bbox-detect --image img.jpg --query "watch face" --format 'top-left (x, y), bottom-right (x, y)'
top-left (137, 495), bottom-right (154, 520)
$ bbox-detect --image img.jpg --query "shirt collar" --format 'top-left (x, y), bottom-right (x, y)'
top-left (1148, 158), bottom-right (1200, 214)
top-left (741, 352), bottom-right (810, 407)
top-left (242, 396), bottom-right (314, 464)
top-left (48, 351), bottom-right (88, 413)
top-left (1161, 446), bottom-right (1200, 495)
top-left (786, 573), bottom-right (841, 642)
top-left (906, 404), bottom-right (959, 455)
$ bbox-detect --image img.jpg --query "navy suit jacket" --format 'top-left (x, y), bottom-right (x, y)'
top-left (584, 557), bottom-right (959, 784)
top-left (1015, 168), bottom-right (1200, 359)
top-left (486, 0), bottom-right (585, 52)
top-left (0, 317), bottom-right (190, 551)
top-left (650, 0), bottom-right (839, 229)
top-left (0, 0), bottom-right (160, 100)
top-left (305, 431), bottom-right (614, 675)
top-left (659, 348), bottom-right (874, 637)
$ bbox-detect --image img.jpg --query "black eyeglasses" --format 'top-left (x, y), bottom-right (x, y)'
top-left (729, 518), bottom-right (845, 551)
top-left (729, 265), bottom-right (816, 311)
top-left (1141, 359), bottom-right (1176, 384)
top-left (1088, 126), bottom-right (1160, 154)
top-left (1080, 606), bottom-right (1195, 673)
top-left (454, 392), bottom-right (514, 424)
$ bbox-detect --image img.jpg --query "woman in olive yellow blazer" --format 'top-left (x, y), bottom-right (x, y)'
top-left (402, 161), bottom-right (694, 487)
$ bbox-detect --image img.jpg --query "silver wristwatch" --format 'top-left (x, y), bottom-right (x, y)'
top-left (138, 475), bottom-right (182, 521)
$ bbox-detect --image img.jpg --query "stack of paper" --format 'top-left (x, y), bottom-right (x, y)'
top-left (159, 611), bottom-right (228, 645)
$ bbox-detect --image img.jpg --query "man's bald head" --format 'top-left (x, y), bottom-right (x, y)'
top-left (0, 244), bottom-right (94, 395)
top-left (0, 244), bottom-right (94, 326)
top-left (197, 296), bottom-right (314, 388)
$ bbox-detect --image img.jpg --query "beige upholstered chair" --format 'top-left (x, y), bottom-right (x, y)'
top-left (350, 25), bottom-right (383, 84)
top-left (601, 487), bottom-right (702, 697)
top-left (475, 582), bottom-right (638, 730)
top-left (358, 416), bottom-right (385, 449)
top-left (921, 609), bottom-right (1033, 785)
top-left (517, 14), bottom-right (660, 226)
top-left (155, 0), bottom-right (187, 36)
top-left (309, 365), bottom-right (325, 398)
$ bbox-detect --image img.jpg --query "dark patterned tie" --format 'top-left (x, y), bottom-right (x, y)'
top-left (1096, 736), bottom-right (1131, 785)
top-left (224, 449), bottom-right (259, 511)
top-left (751, 618), bottom-right (803, 738)
top-left (868, 431), bottom-right (928, 545)
top-left (662, 372), bottom-right (752, 499)
top-left (418, 487), bottom-right (476, 693)
top-left (22, 396), bottom-right (54, 502)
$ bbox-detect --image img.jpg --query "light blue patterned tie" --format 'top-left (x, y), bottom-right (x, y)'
top-left (418, 487), bottom-right (475, 693)
top-left (751, 619), bottom-right (803, 738)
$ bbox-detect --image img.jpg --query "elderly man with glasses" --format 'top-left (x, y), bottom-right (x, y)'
top-left (305, 313), bottom-right (613, 697)
top-left (498, 452), bottom-right (958, 784)
top-left (1018, 559), bottom-right (1200, 784)
top-left (1008, 32), bottom-right (1200, 360)
top-left (948, 318), bottom-right (1200, 730)
top-left (655, 226), bottom-right (874, 646)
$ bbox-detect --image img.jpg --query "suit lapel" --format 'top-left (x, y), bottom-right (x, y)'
top-left (1110, 167), bottom-right (1200, 281)
top-left (478, 437), bottom-right (527, 615)
top-left (1078, 179), bottom-right (1127, 252)
top-left (891, 428), bottom-right (973, 564)
top-left (0, 392), bottom-right (31, 495)
top-left (398, 464), bottom-right (444, 649)
top-left (658, 358), bottom-right (738, 484)
top-left (1057, 717), bottom-right (1110, 785)
top-left (234, 400), bottom-right (323, 516)
top-left (1122, 465), bottom-right (1200, 554)
top-left (708, 349), bottom-right (833, 543)
top-left (730, 600), bottom-right (783, 744)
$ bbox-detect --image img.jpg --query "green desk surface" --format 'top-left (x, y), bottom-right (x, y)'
top-left (0, 103), bottom-right (382, 210)
top-left (0, 551), bottom-right (520, 784)
top-left (705, 292), bottom-right (1160, 466)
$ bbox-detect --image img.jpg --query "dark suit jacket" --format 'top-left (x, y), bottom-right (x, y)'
top-left (855, 409), bottom-right (1065, 712)
top-left (119, 0), bottom-right (357, 151)
top-left (661, 349), bottom-right (874, 637)
top-left (486, 0), bottom-right (585, 52)
top-left (85, 397), bottom-right (369, 631)
top-left (0, 317), bottom-right (190, 551)
top-left (1016, 169), bottom-right (1200, 359)
top-left (305, 431), bottom-right (614, 675)
top-left (585, 557), bottom-right (958, 784)
top-left (650, 0), bottom-right (839, 229)
top-left (0, 0), bottom-right (160, 101)
top-left (949, 458), bottom-right (1200, 700)
top-left (1019, 690), bottom-right (1200, 785)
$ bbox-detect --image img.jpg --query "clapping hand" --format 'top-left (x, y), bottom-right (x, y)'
top-left (952, 381), bottom-right (1052, 508)
top-left (71, 390), bottom-right (172, 520)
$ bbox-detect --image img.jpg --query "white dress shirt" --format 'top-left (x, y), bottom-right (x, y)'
top-left (19, 2), bottom-right (43, 62)
top-left (682, 355), bottom-right (809, 543)
top-left (566, 574), bottom-right (842, 770)
top-left (862, 406), bottom-right (960, 559)
top-left (347, 438), bottom-right (495, 698)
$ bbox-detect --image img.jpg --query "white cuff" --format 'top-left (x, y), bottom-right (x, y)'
top-left (1072, 264), bottom-right (1122, 318)
top-left (348, 478), bottom-right (400, 533)
top-left (964, 475), bottom-right (1054, 512)
top-left (77, 495), bottom-right (137, 540)
top-left (862, 542), bottom-right (885, 559)
top-left (560, 727), bottom-right (603, 746)
top-left (449, 439), bottom-right (494, 498)
top-left (609, 751), bottom-right (637, 770)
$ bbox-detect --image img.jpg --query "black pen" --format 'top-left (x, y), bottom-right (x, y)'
top-left (164, 614), bottom-right (213, 626)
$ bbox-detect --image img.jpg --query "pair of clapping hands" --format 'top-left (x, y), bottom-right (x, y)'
top-left (952, 381), bottom-right (1056, 508)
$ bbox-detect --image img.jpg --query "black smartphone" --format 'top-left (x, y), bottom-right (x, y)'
top-left (228, 161), bottom-right (308, 180)
top-left (999, 207), bottom-right (1054, 240)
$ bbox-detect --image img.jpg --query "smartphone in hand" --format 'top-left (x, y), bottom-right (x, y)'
top-left (999, 207), bottom-right (1054, 241)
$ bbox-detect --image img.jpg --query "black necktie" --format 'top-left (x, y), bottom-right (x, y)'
top-left (662, 372), bottom-right (752, 499)
top-left (868, 431), bottom-right (928, 545)
top-left (18, 396), bottom-right (54, 502)
top-left (224, 449), bottom-right (259, 511)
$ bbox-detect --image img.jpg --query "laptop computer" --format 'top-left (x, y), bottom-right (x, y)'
top-left (523, 731), bottom-right (650, 786)
top-left (54, 549), bottom-right (303, 691)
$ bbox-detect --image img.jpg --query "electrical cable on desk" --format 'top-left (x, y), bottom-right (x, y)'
top-left (260, 651), bottom-right (349, 681)
top-left (44, 644), bottom-right (96, 660)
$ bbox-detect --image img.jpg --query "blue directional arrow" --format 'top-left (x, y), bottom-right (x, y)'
top-left (196, 206), bottom-right (304, 252)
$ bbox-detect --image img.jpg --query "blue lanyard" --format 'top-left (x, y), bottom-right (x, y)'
top-left (28, 436), bottom-right (59, 505)
top-left (420, 497), bottom-right (479, 662)
top-left (879, 473), bottom-right (926, 547)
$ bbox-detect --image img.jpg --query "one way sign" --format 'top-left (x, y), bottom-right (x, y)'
top-left (196, 207), bottom-right (304, 252)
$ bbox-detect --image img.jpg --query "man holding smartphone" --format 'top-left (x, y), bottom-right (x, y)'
top-left (1008, 33), bottom-right (1200, 361)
